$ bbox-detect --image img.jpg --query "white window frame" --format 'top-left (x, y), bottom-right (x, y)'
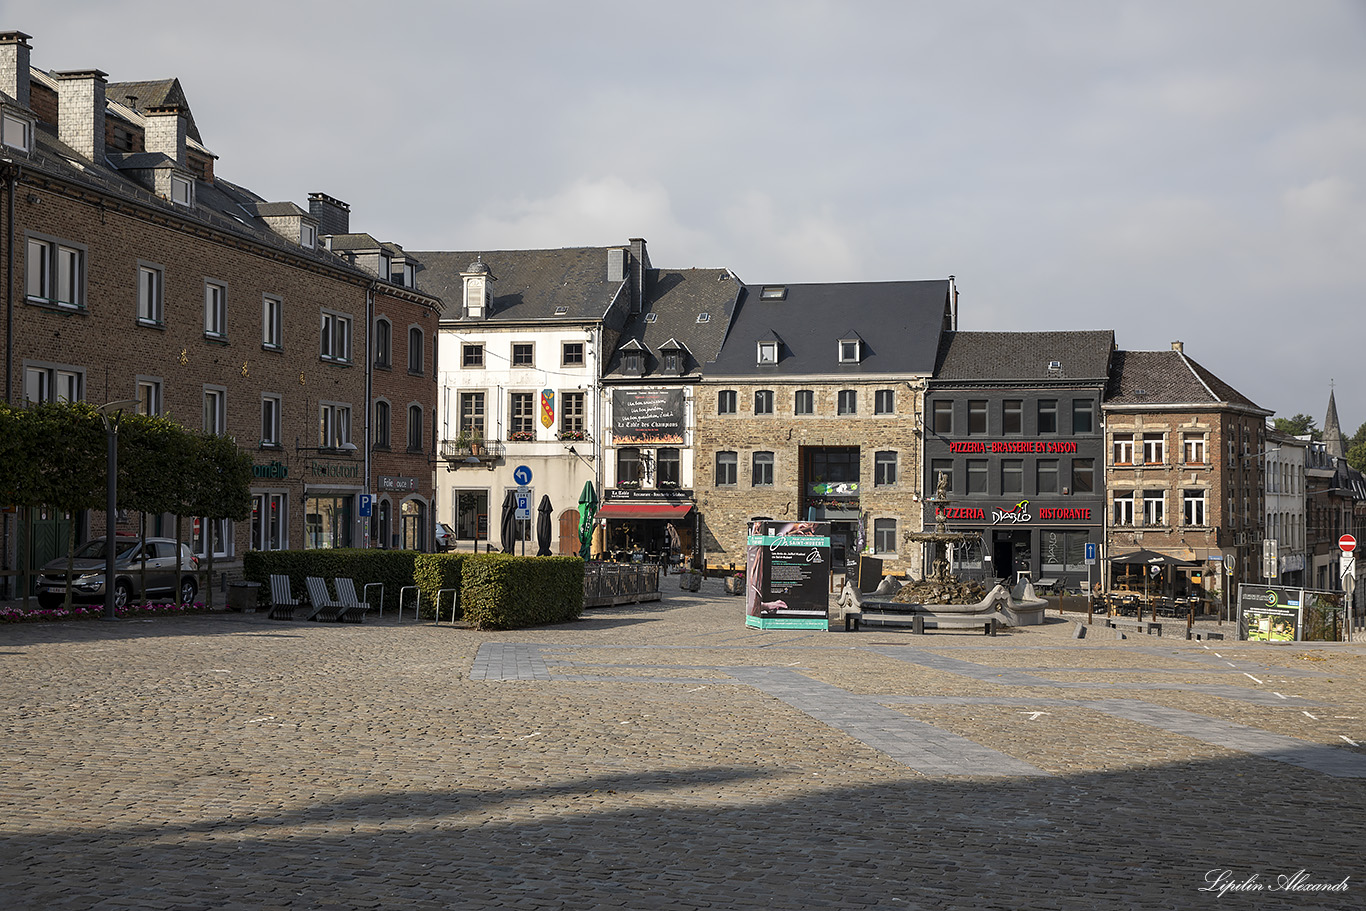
top-left (756, 341), bottom-right (778, 364)
top-left (839, 339), bottom-right (860, 363)
top-left (27, 235), bottom-right (86, 309)
top-left (319, 401), bottom-right (352, 449)
top-left (262, 295), bottom-right (283, 349)
top-left (1183, 433), bottom-right (1206, 465)
top-left (300, 222), bottom-right (316, 249)
top-left (24, 362), bottom-right (83, 404)
top-left (203, 385), bottom-right (227, 435)
top-left (1143, 489), bottom-right (1166, 526)
top-left (193, 517), bottom-right (232, 560)
top-left (1142, 433), bottom-right (1165, 466)
top-left (1113, 435), bottom-right (1134, 465)
top-left (251, 492), bottom-right (289, 551)
top-left (136, 376), bottom-right (162, 416)
top-left (170, 174), bottom-right (193, 207)
top-left (1184, 489), bottom-right (1207, 526)
top-left (320, 310), bottom-right (353, 363)
top-left (2, 111), bottom-right (33, 152)
top-left (261, 393), bottom-right (282, 447)
top-left (1113, 492), bottom-right (1135, 526)
top-left (204, 280), bottom-right (227, 338)
top-left (137, 263), bottom-right (164, 325)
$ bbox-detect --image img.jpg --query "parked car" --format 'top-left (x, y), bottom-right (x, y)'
top-left (36, 537), bottom-right (200, 609)
top-left (434, 523), bottom-right (455, 551)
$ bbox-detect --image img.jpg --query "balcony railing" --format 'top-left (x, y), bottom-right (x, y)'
top-left (439, 439), bottom-right (505, 470)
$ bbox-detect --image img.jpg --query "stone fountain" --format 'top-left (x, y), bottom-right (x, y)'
top-left (895, 472), bottom-right (989, 604)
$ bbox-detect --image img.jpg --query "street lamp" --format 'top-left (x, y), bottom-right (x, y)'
top-left (97, 399), bottom-right (139, 620)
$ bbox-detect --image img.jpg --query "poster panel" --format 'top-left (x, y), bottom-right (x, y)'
top-left (744, 520), bottom-right (831, 630)
top-left (1238, 584), bottom-right (1302, 642)
top-left (611, 389), bottom-right (685, 444)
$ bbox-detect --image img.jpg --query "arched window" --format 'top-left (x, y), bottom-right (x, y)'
top-left (408, 327), bottom-right (424, 374)
top-left (407, 404), bottom-right (423, 451)
top-left (374, 318), bottom-right (391, 368)
top-left (374, 400), bottom-right (390, 448)
top-left (402, 498), bottom-right (426, 551)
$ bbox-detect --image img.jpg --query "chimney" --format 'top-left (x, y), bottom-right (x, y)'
top-left (143, 104), bottom-right (186, 167)
top-left (607, 248), bottom-right (625, 283)
top-left (54, 69), bottom-right (107, 163)
top-left (629, 237), bottom-right (649, 313)
top-left (1171, 340), bottom-right (1184, 354)
top-left (308, 192), bottom-right (351, 236)
top-left (0, 31), bottom-right (32, 108)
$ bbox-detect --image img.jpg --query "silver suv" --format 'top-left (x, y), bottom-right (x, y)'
top-left (37, 537), bottom-right (200, 609)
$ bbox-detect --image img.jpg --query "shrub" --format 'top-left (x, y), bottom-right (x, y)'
top-left (413, 553), bottom-right (465, 621)
top-left (461, 554), bottom-right (584, 630)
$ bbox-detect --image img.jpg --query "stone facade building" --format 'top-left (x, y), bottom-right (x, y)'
top-left (1102, 342), bottom-right (1272, 612)
top-left (695, 279), bottom-right (957, 577)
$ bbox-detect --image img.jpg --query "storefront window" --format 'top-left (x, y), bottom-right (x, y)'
top-left (657, 448), bottom-right (681, 486)
top-left (455, 490), bottom-right (488, 541)
top-left (1041, 531), bottom-right (1089, 572)
top-left (251, 493), bottom-right (287, 551)
top-left (305, 495), bottom-right (353, 549)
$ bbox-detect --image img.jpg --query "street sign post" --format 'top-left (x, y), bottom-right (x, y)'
top-left (513, 465), bottom-right (533, 486)
top-left (1340, 534), bottom-right (1357, 554)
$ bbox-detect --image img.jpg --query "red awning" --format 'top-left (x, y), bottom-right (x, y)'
top-left (596, 503), bottom-right (694, 520)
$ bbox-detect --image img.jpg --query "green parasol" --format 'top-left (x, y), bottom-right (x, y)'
top-left (577, 480), bottom-right (598, 559)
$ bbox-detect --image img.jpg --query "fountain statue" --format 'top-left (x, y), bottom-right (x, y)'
top-left (903, 471), bottom-right (984, 587)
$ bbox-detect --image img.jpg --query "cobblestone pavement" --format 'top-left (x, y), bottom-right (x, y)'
top-left (3, 582), bottom-right (1365, 910)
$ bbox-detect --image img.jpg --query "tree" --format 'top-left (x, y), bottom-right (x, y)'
top-left (181, 431), bottom-right (253, 609)
top-left (1274, 413), bottom-right (1320, 439)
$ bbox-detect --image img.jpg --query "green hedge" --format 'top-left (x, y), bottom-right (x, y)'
top-left (461, 554), bottom-right (584, 630)
top-left (413, 553), bottom-right (466, 621)
top-left (243, 549), bottom-right (420, 614)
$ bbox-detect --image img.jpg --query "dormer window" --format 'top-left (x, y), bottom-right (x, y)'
top-left (620, 339), bottom-right (647, 376)
top-left (658, 339), bottom-right (686, 376)
top-left (2, 111), bottom-right (33, 153)
top-left (839, 338), bottom-right (862, 364)
top-left (170, 174), bottom-right (193, 208)
top-left (301, 222), bottom-right (316, 249)
top-left (757, 341), bottom-right (778, 365)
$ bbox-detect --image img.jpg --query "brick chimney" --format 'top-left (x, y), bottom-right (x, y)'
top-left (54, 69), bottom-right (107, 163)
top-left (0, 31), bottom-right (32, 108)
top-left (1171, 340), bottom-right (1184, 354)
top-left (143, 104), bottom-right (186, 167)
top-left (308, 192), bottom-right (350, 236)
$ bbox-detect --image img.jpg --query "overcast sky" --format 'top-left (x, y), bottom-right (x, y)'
top-left (15, 1), bottom-right (1366, 434)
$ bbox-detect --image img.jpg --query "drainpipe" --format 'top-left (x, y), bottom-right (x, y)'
top-left (2, 159), bottom-right (15, 600)
top-left (365, 282), bottom-right (375, 548)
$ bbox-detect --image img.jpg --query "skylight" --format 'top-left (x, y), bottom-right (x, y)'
top-left (644, 313), bottom-right (658, 323)
top-left (760, 286), bottom-right (787, 300)
top-left (696, 312), bottom-right (710, 323)
top-left (554, 306), bottom-right (568, 315)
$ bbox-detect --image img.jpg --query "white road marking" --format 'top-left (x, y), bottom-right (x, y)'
top-left (1244, 673), bottom-right (1263, 684)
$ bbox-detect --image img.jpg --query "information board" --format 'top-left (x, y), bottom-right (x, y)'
top-left (744, 520), bottom-right (831, 630)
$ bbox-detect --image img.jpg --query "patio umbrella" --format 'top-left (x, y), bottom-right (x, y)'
top-left (536, 495), bottom-right (553, 556)
top-left (1109, 548), bottom-right (1196, 567)
top-left (500, 489), bottom-right (517, 554)
top-left (577, 481), bottom-right (597, 559)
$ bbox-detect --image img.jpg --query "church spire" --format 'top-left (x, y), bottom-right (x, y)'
top-left (1324, 385), bottom-right (1346, 459)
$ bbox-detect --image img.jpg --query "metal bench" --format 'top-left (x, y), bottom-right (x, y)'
top-left (268, 574), bottom-right (300, 620)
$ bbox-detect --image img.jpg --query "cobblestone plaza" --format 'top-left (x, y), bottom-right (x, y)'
top-left (3, 582), bottom-right (1364, 910)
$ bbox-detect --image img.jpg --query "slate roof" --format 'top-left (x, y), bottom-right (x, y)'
top-left (105, 78), bottom-right (203, 143)
top-left (604, 269), bottom-right (742, 378)
top-left (243, 201), bottom-right (310, 218)
top-left (1104, 350), bottom-right (1269, 413)
top-left (706, 280), bottom-right (952, 377)
top-left (410, 247), bottom-right (627, 322)
top-left (325, 233), bottom-right (383, 252)
top-left (933, 331), bottom-right (1114, 383)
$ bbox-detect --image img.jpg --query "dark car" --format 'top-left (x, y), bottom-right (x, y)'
top-left (37, 537), bottom-right (200, 609)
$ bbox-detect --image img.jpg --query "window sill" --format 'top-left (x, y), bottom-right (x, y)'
top-left (204, 333), bottom-right (229, 346)
top-left (27, 296), bottom-right (87, 314)
top-left (407, 369), bottom-right (425, 377)
top-left (262, 343), bottom-right (283, 354)
top-left (136, 318), bottom-right (165, 330)
top-left (320, 356), bottom-right (353, 367)
top-left (374, 363), bottom-right (392, 371)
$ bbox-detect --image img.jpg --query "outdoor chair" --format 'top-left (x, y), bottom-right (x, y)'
top-left (304, 576), bottom-right (350, 622)
top-left (268, 574), bottom-right (300, 620)
top-left (332, 577), bottom-right (371, 624)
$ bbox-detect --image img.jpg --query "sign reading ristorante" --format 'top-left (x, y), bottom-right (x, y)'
top-left (948, 440), bottom-right (1080, 453)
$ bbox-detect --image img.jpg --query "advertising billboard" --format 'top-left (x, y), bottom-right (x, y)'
top-left (744, 520), bottom-right (831, 630)
top-left (611, 389), bottom-right (685, 444)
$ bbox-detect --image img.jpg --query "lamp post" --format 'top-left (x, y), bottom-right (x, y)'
top-left (97, 399), bottom-right (140, 620)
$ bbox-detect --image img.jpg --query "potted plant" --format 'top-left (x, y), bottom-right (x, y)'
top-left (508, 430), bottom-right (535, 442)
top-left (678, 568), bottom-right (702, 592)
top-left (724, 570), bottom-right (746, 595)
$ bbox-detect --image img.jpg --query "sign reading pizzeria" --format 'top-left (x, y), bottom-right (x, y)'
top-left (939, 503), bottom-right (1093, 524)
top-left (949, 440), bottom-right (1080, 453)
top-left (612, 389), bottom-right (685, 444)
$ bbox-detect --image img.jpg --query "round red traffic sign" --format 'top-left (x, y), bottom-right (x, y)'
top-left (1341, 534), bottom-right (1357, 553)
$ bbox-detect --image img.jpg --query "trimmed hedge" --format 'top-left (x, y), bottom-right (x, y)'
top-left (413, 553), bottom-right (466, 621)
top-left (461, 554), bottom-right (584, 630)
top-left (243, 549), bottom-right (420, 614)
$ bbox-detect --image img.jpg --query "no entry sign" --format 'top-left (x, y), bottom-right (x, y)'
top-left (1341, 534), bottom-right (1357, 553)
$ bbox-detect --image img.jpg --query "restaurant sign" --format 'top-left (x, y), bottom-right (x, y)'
top-left (940, 500), bottom-right (1093, 525)
top-left (379, 476), bottom-right (418, 492)
top-left (611, 389), bottom-right (685, 444)
top-left (949, 440), bottom-right (1080, 453)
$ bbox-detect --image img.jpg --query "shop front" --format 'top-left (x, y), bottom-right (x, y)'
top-left (936, 500), bottom-right (1101, 591)
top-left (596, 489), bottom-right (694, 565)
top-left (304, 458), bottom-right (363, 549)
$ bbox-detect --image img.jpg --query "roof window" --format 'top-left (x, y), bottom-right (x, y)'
top-left (760, 286), bottom-right (787, 300)
top-left (696, 312), bottom-right (710, 324)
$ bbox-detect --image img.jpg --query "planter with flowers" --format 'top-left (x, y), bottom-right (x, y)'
top-left (508, 430), bottom-right (536, 442)
top-left (724, 570), bottom-right (746, 595)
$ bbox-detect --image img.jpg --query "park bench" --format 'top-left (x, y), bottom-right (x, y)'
top-left (268, 574), bottom-right (300, 620)
top-left (304, 576), bottom-right (360, 623)
top-left (1104, 617), bottom-right (1163, 637)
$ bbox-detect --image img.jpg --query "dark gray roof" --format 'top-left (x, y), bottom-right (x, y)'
top-left (1104, 350), bottom-right (1269, 413)
top-left (243, 201), bottom-right (309, 219)
top-left (933, 330), bottom-right (1114, 383)
top-left (326, 233), bottom-right (383, 252)
top-left (410, 247), bottom-right (626, 321)
top-left (105, 78), bottom-right (203, 143)
top-left (107, 151), bottom-right (177, 170)
top-left (706, 280), bottom-right (952, 377)
top-left (604, 269), bottom-right (742, 378)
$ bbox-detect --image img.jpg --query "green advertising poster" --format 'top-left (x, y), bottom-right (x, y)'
top-left (1238, 585), bottom-right (1302, 642)
top-left (744, 521), bottom-right (831, 630)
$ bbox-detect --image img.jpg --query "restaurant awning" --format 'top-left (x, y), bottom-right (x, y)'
top-left (596, 503), bottom-right (694, 520)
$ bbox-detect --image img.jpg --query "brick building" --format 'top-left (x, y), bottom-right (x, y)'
top-left (922, 331), bottom-right (1114, 591)
top-left (0, 31), bottom-right (439, 594)
top-left (695, 279), bottom-right (957, 577)
top-left (1102, 341), bottom-right (1272, 613)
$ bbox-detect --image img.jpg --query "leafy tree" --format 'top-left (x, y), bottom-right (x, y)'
top-left (1349, 441), bottom-right (1366, 473)
top-left (1274, 413), bottom-right (1320, 440)
top-left (181, 431), bottom-right (253, 609)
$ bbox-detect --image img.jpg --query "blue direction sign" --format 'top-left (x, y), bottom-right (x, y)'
top-left (1085, 542), bottom-right (1096, 565)
top-left (513, 465), bottom-right (533, 486)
